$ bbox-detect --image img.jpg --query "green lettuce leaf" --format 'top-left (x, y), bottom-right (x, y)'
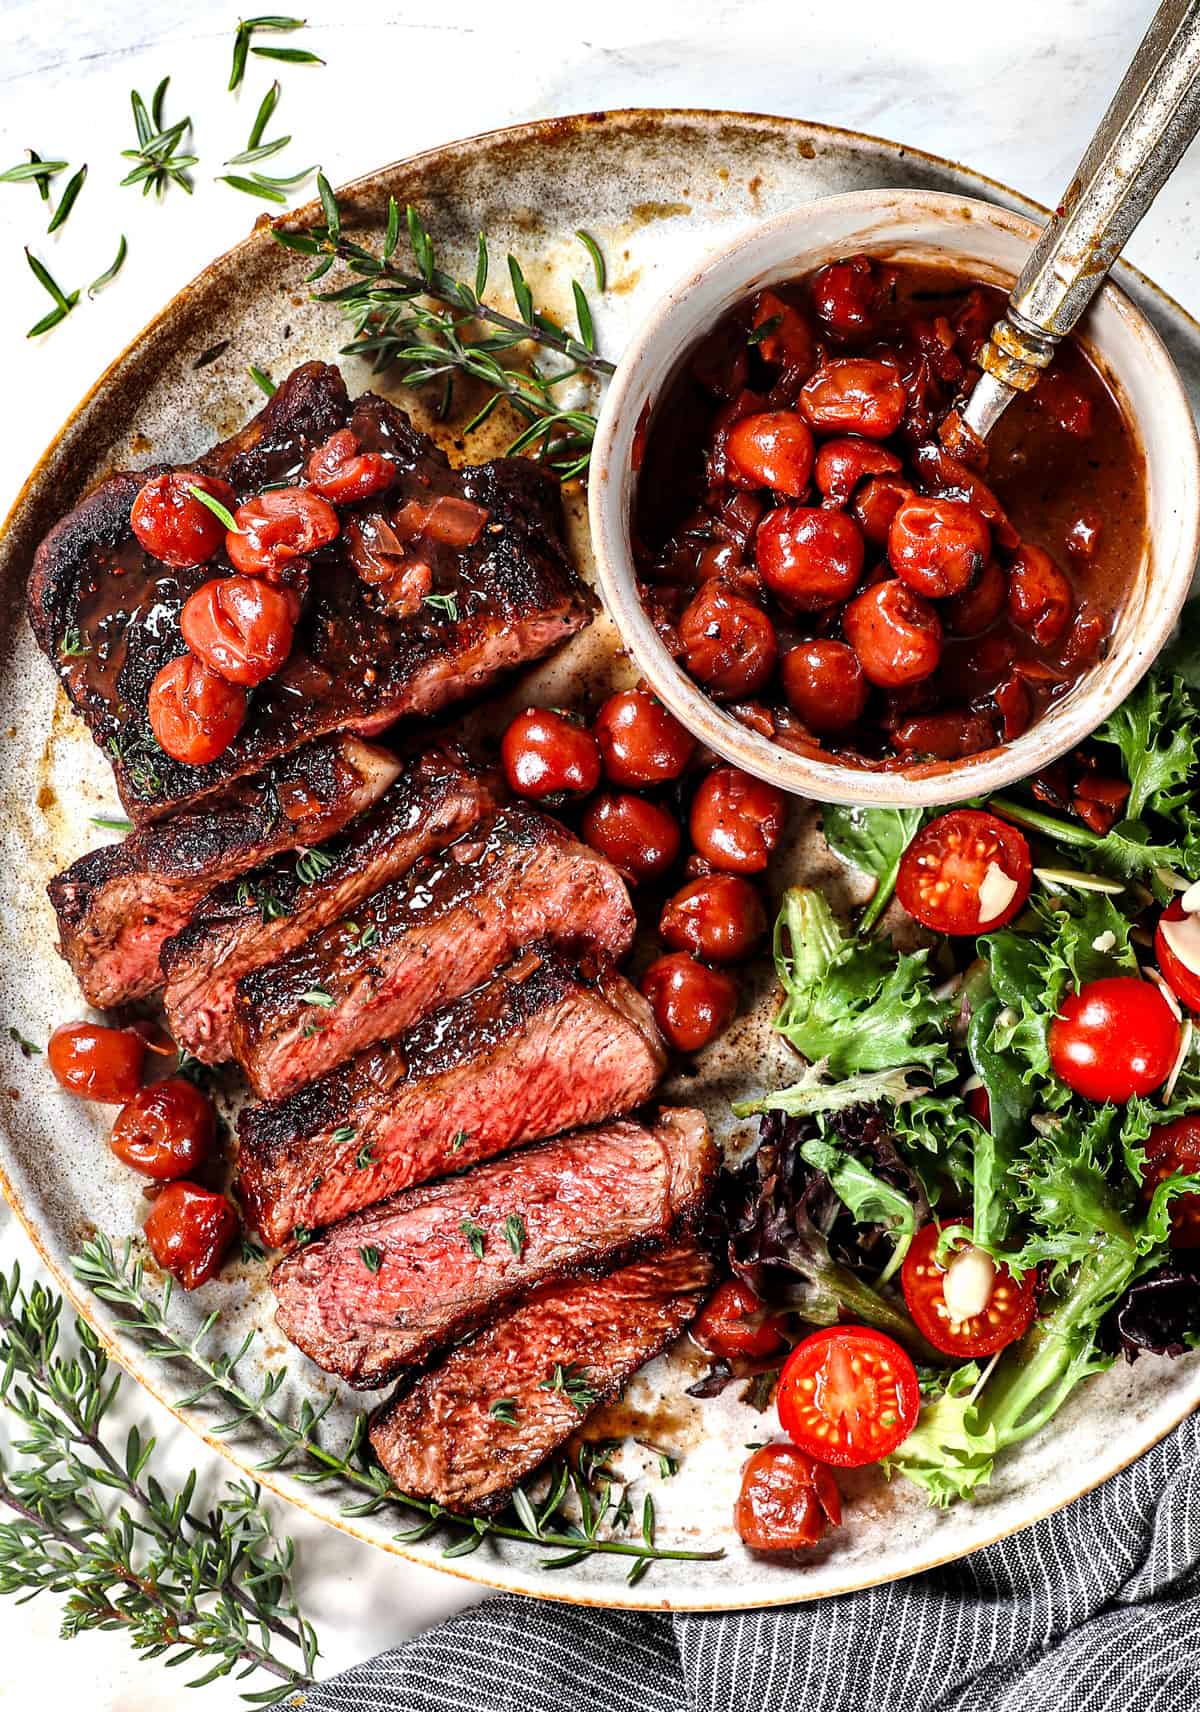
top-left (1092, 670), bottom-right (1200, 819)
top-left (821, 805), bottom-right (924, 931)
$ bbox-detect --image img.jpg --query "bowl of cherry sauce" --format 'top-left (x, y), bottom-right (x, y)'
top-left (588, 190), bottom-right (1200, 807)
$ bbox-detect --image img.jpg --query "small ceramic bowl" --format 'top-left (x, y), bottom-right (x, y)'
top-left (588, 189), bottom-right (1200, 807)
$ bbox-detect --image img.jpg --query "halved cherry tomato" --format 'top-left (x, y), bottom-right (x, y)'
top-left (148, 654), bottom-right (247, 766)
top-left (594, 688), bottom-right (695, 786)
top-left (144, 1181), bottom-right (238, 1290)
top-left (305, 429), bottom-right (395, 504)
top-left (1141, 1116), bottom-right (1200, 1248)
top-left (580, 792), bottom-right (680, 882)
top-left (180, 575), bottom-right (295, 686)
top-left (735, 1443), bottom-right (841, 1553)
top-left (48, 1021), bottom-right (145, 1103)
top-left (640, 952), bottom-right (737, 1052)
top-left (692, 1278), bottom-right (785, 1359)
top-left (901, 1221), bottom-right (1037, 1358)
top-left (1048, 976), bottom-right (1180, 1103)
top-left (725, 411), bottom-right (815, 497)
top-left (776, 1326), bottom-right (920, 1468)
top-left (226, 488), bottom-right (340, 581)
top-left (130, 473), bottom-right (236, 569)
top-left (110, 1078), bottom-right (216, 1180)
top-left (659, 873), bottom-right (766, 963)
top-left (1154, 897), bottom-right (1200, 1013)
top-left (690, 767), bottom-right (786, 875)
top-left (500, 708), bottom-right (601, 798)
top-left (895, 809), bottom-right (1031, 935)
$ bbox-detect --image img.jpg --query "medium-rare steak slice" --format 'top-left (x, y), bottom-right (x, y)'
top-left (47, 735), bottom-right (399, 1009)
top-left (369, 1242), bottom-right (714, 1512)
top-left (229, 805), bottom-right (636, 1101)
top-left (28, 362), bottom-right (594, 825)
top-left (161, 745), bottom-right (494, 1062)
top-left (238, 944), bottom-right (667, 1244)
top-left (272, 1109), bottom-right (714, 1387)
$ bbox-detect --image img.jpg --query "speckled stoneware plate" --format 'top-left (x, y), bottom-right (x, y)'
top-left (2, 110), bottom-right (1199, 1610)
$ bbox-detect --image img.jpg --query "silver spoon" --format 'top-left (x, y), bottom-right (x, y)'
top-left (955, 0), bottom-right (1200, 447)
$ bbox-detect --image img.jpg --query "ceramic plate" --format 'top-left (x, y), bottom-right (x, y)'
top-left (1, 109), bottom-right (1198, 1609)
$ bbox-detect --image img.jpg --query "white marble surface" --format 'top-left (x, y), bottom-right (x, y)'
top-left (0, 0), bottom-right (1197, 1703)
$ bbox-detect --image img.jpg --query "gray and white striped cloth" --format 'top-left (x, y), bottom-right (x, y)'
top-left (309, 1411), bottom-right (1200, 1712)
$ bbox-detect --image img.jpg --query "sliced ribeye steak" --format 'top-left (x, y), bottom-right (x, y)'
top-left (27, 362), bottom-right (594, 824)
top-left (368, 1242), bottom-right (714, 1512)
top-left (47, 735), bottom-right (399, 1009)
top-left (161, 745), bottom-right (494, 1062)
top-left (272, 1109), bottom-right (714, 1387)
top-left (229, 805), bottom-right (636, 1101)
top-left (238, 943), bottom-right (665, 1246)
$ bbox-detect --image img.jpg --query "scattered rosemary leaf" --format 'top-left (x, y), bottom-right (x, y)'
top-left (489, 1398), bottom-right (519, 1425)
top-left (354, 1141), bottom-right (376, 1170)
top-left (460, 1218), bottom-right (486, 1260)
top-left (572, 279), bottom-right (595, 351)
top-left (218, 172), bottom-right (288, 203)
top-left (0, 155), bottom-right (67, 186)
top-left (46, 162), bottom-right (86, 232)
top-left (240, 1233), bottom-right (266, 1263)
top-left (25, 248), bottom-right (78, 337)
top-left (296, 846), bottom-right (333, 884)
top-left (248, 362), bottom-right (278, 396)
top-left (504, 1213), bottom-right (527, 1258)
top-left (193, 338), bottom-right (231, 369)
top-left (230, 16), bottom-right (307, 91)
top-left (251, 45), bottom-right (324, 65)
top-left (247, 79), bottom-right (281, 149)
top-left (186, 483), bottom-right (240, 532)
top-left (539, 1363), bottom-right (598, 1413)
top-left (450, 1130), bottom-right (468, 1152)
top-left (330, 1125), bottom-right (357, 1145)
top-left (88, 234), bottom-right (127, 296)
top-left (746, 313), bottom-right (782, 347)
top-left (575, 228), bottom-right (606, 292)
top-left (8, 1027), bottom-right (42, 1058)
top-left (359, 1245), bottom-right (382, 1274)
top-left (423, 592), bottom-right (459, 622)
top-left (300, 986), bottom-right (334, 1008)
top-left (90, 814), bottom-right (134, 831)
top-left (58, 626), bottom-right (89, 658)
top-left (291, 1224), bottom-right (314, 1246)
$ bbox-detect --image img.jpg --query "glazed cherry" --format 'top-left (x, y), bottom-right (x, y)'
top-left (640, 952), bottom-right (737, 1053)
top-left (810, 255), bottom-right (890, 338)
top-left (143, 1181), bottom-right (238, 1290)
top-left (725, 411), bottom-right (815, 497)
top-left (110, 1078), bottom-right (216, 1180)
top-left (945, 558), bottom-right (1008, 636)
top-left (735, 1443), bottom-right (841, 1554)
top-left (887, 495), bottom-right (991, 599)
top-left (500, 708), bottom-right (601, 798)
top-left (842, 579), bottom-right (943, 689)
top-left (130, 473), bottom-right (236, 569)
top-left (891, 709), bottom-right (997, 760)
top-left (659, 873), bottom-right (766, 963)
top-left (780, 639), bottom-right (868, 734)
top-left (813, 437), bottom-right (902, 506)
top-left (799, 358), bottom-right (907, 439)
top-left (580, 792), bottom-right (680, 882)
top-left (1007, 544), bottom-right (1073, 646)
top-left (755, 507), bottom-right (864, 612)
top-left (750, 290), bottom-right (817, 372)
top-left (852, 473), bottom-right (915, 547)
top-left (690, 767), bottom-right (786, 874)
top-left (594, 688), bottom-right (695, 786)
top-left (180, 575), bottom-right (295, 686)
top-left (148, 654), bottom-right (247, 766)
top-left (692, 1278), bottom-right (785, 1359)
top-left (678, 582), bottom-right (778, 700)
top-left (305, 429), bottom-right (395, 504)
top-left (48, 1022), bottom-right (145, 1103)
top-left (226, 488), bottom-right (340, 581)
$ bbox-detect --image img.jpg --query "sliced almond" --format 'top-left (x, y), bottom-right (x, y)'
top-left (978, 861), bottom-right (1019, 923)
top-left (943, 1244), bottom-right (996, 1323)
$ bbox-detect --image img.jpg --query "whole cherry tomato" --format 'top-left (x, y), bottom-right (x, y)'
top-left (500, 708), bottom-right (601, 798)
top-left (813, 436), bottom-right (902, 506)
top-left (1141, 1116), bottom-right (1200, 1247)
top-left (780, 639), bottom-right (868, 734)
top-left (679, 582), bottom-right (778, 700)
top-left (48, 1021), bottom-right (145, 1103)
top-left (1007, 544), bottom-right (1073, 646)
top-left (180, 575), bottom-right (295, 686)
top-left (110, 1078), bottom-right (216, 1180)
top-left (148, 654), bottom-right (247, 766)
top-left (130, 473), bottom-right (236, 569)
top-left (895, 809), bottom-right (1031, 934)
top-left (659, 873), bottom-right (766, 963)
top-left (842, 579), bottom-right (943, 689)
top-left (756, 507), bottom-right (865, 611)
top-left (776, 1326), bottom-right (920, 1467)
top-left (1154, 897), bottom-right (1200, 1013)
top-left (799, 358), bottom-right (907, 439)
top-left (1048, 977), bottom-right (1180, 1103)
top-left (690, 767), bottom-right (786, 874)
top-left (852, 473), bottom-right (915, 547)
top-left (226, 488), bottom-right (340, 581)
top-left (692, 1278), bottom-right (786, 1359)
top-left (887, 496), bottom-right (991, 599)
top-left (901, 1221), bottom-right (1037, 1358)
top-left (725, 411), bottom-right (815, 497)
top-left (143, 1181), bottom-right (238, 1290)
top-left (945, 558), bottom-right (1008, 636)
top-left (810, 254), bottom-right (891, 338)
top-left (580, 792), bottom-right (680, 882)
top-left (594, 688), bottom-right (695, 786)
top-left (640, 952), bottom-right (737, 1052)
top-left (735, 1443), bottom-right (842, 1553)
top-left (305, 428), bottom-right (395, 504)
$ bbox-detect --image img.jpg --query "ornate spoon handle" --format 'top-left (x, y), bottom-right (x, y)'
top-left (958, 0), bottom-right (1200, 443)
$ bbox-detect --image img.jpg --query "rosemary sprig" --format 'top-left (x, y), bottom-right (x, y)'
top-left (121, 78), bottom-right (196, 198)
top-left (72, 1236), bottom-right (724, 1579)
top-left (0, 1264), bottom-right (317, 1702)
top-left (248, 363), bottom-right (277, 395)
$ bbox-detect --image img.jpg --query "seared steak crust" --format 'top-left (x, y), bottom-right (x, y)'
top-left (238, 944), bottom-right (666, 1244)
top-left (272, 1109), bottom-right (714, 1387)
top-left (161, 746), bottom-right (494, 1062)
top-left (368, 1242), bottom-right (714, 1512)
top-left (229, 805), bottom-right (636, 1101)
top-left (28, 363), bottom-right (594, 824)
top-left (47, 735), bottom-right (400, 1009)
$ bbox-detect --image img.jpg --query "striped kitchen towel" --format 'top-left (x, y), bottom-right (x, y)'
top-left (308, 1409), bottom-right (1200, 1712)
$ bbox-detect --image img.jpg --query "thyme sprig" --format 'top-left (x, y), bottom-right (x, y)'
top-left (274, 180), bottom-right (614, 479)
top-left (0, 1263), bottom-right (317, 1703)
top-left (72, 1236), bottom-right (723, 1581)
top-left (121, 79), bottom-right (196, 198)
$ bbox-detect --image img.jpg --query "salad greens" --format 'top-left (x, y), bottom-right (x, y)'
top-left (821, 804), bottom-right (924, 931)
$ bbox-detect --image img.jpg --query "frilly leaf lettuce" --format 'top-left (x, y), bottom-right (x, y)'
top-left (1092, 669), bottom-right (1200, 820)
